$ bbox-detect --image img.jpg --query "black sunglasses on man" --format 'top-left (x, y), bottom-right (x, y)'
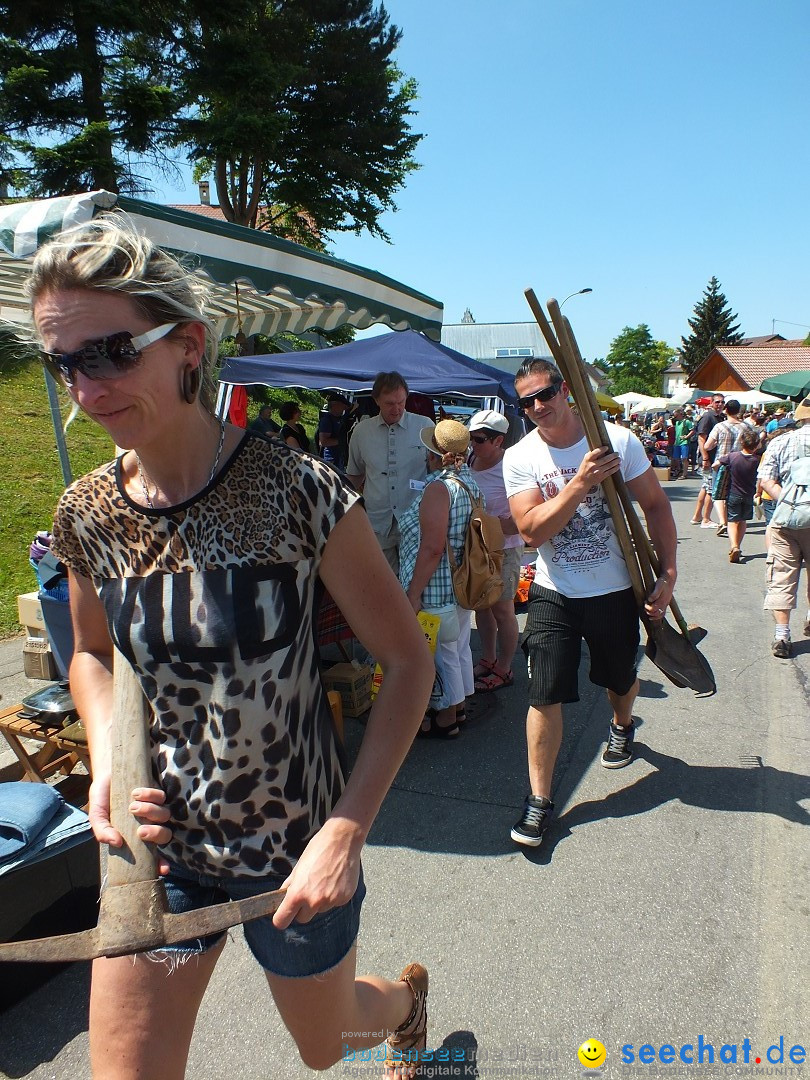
top-left (516, 382), bottom-right (563, 410)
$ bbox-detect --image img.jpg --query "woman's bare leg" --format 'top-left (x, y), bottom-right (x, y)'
top-left (266, 944), bottom-right (415, 1071)
top-left (89, 938), bottom-right (224, 1080)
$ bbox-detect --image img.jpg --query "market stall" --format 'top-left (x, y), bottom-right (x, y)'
top-left (217, 327), bottom-right (518, 416)
top-left (0, 190), bottom-right (444, 484)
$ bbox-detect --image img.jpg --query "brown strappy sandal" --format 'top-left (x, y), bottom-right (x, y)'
top-left (384, 963), bottom-right (429, 1078)
top-left (472, 657), bottom-right (496, 679)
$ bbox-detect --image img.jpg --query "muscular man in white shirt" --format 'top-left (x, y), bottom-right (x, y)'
top-left (503, 359), bottom-right (677, 848)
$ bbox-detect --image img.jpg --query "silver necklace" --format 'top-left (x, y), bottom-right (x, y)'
top-left (136, 419), bottom-right (226, 509)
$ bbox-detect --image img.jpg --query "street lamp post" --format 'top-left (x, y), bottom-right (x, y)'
top-left (560, 287), bottom-right (593, 308)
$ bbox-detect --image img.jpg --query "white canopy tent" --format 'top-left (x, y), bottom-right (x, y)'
top-left (723, 388), bottom-right (783, 407)
top-left (0, 190), bottom-right (442, 337)
top-left (0, 191), bottom-right (444, 482)
top-left (613, 392), bottom-right (673, 414)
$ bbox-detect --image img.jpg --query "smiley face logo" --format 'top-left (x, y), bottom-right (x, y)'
top-left (577, 1039), bottom-right (607, 1068)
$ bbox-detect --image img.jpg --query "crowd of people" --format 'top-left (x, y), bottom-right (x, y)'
top-left (632, 393), bottom-right (809, 656)
top-left (26, 210), bottom-right (809, 1076)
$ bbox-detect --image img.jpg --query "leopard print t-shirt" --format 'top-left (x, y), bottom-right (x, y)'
top-left (52, 432), bottom-right (359, 878)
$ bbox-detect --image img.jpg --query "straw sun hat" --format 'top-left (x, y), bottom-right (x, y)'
top-left (420, 419), bottom-right (470, 457)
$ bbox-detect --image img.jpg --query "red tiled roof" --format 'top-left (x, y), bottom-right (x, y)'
top-left (740, 334), bottom-right (785, 346)
top-left (170, 203), bottom-right (321, 242)
top-left (693, 345), bottom-right (810, 388)
top-left (170, 204), bottom-right (228, 220)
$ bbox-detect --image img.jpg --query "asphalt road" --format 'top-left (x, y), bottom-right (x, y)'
top-left (1, 475), bottom-right (808, 1080)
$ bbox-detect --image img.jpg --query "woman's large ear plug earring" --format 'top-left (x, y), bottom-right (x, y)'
top-left (181, 364), bottom-right (201, 404)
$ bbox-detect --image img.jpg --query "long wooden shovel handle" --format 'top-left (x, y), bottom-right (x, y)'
top-left (526, 290), bottom-right (693, 633)
top-left (524, 290), bottom-right (649, 613)
top-left (550, 316), bottom-right (688, 626)
top-left (553, 332), bottom-right (691, 634)
top-left (614, 482), bottom-right (692, 635)
top-left (550, 302), bottom-right (686, 619)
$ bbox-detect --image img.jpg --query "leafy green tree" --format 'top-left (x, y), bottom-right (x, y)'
top-left (653, 339), bottom-right (677, 371)
top-left (602, 325), bottom-right (669, 396)
top-left (680, 276), bottom-right (744, 375)
top-left (0, 1), bottom-right (182, 196)
top-left (179, 0), bottom-right (422, 240)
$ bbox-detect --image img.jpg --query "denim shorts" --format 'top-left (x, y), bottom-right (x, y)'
top-left (726, 493), bottom-right (754, 522)
top-left (158, 861), bottom-right (365, 978)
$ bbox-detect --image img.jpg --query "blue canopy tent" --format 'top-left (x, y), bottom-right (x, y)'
top-left (218, 329), bottom-right (518, 403)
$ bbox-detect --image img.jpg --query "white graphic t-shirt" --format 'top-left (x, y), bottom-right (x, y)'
top-left (503, 425), bottom-right (649, 598)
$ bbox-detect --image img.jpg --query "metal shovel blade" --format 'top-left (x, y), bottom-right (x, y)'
top-left (645, 618), bottom-right (716, 695)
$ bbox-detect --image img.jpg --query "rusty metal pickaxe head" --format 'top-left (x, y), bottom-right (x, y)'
top-left (0, 650), bottom-right (286, 962)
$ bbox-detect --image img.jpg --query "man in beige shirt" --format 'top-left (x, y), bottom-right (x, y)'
top-left (346, 371), bottom-right (434, 574)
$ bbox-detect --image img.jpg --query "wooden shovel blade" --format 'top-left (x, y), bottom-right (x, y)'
top-left (645, 619), bottom-right (716, 695)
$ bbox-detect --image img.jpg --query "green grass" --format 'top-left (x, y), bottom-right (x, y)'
top-left (0, 358), bottom-right (322, 638)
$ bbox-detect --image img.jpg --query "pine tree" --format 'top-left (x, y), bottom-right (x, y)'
top-left (0, 1), bottom-right (422, 242)
top-left (178, 0), bottom-right (423, 239)
top-left (0, 1), bottom-right (182, 196)
top-left (680, 277), bottom-right (744, 375)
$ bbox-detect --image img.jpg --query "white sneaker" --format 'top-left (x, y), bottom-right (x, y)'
top-left (700, 521), bottom-right (715, 529)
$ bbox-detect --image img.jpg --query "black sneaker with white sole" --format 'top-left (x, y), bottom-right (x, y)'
top-left (510, 795), bottom-right (554, 847)
top-left (600, 721), bottom-right (635, 769)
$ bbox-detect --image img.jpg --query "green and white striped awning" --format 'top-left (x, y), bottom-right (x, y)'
top-left (0, 190), bottom-right (443, 338)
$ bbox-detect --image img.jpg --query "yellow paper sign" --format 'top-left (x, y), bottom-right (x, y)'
top-left (371, 610), bottom-right (441, 699)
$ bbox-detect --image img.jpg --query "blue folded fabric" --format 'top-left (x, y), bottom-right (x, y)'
top-left (0, 799), bottom-right (92, 877)
top-left (0, 782), bottom-right (66, 862)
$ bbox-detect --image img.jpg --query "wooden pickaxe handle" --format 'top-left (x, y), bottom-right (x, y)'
top-left (107, 646), bottom-right (160, 885)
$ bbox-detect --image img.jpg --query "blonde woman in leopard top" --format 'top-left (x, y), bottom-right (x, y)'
top-left (29, 216), bottom-right (433, 1080)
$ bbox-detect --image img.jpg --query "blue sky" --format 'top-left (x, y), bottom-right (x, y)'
top-left (159, 0), bottom-right (810, 361)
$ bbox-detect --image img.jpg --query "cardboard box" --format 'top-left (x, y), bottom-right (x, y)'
top-left (17, 592), bottom-right (47, 638)
top-left (653, 466), bottom-right (670, 483)
top-left (23, 636), bottom-right (58, 680)
top-left (322, 662), bottom-right (373, 718)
